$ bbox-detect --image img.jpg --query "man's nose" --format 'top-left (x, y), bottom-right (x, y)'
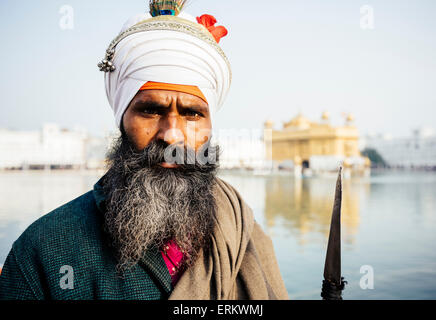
top-left (158, 114), bottom-right (185, 146)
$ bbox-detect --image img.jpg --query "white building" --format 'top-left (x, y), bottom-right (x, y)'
top-left (0, 124), bottom-right (88, 170)
top-left (215, 129), bottom-right (271, 171)
top-left (364, 128), bottom-right (436, 168)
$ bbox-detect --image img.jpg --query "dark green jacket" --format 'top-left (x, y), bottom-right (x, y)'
top-left (0, 178), bottom-right (173, 300)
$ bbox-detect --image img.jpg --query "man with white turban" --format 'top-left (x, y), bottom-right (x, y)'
top-left (0, 1), bottom-right (288, 300)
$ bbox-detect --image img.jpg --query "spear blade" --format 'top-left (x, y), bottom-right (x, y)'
top-left (321, 167), bottom-right (346, 299)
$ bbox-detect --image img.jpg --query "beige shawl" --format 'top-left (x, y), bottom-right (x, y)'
top-left (169, 178), bottom-right (289, 300)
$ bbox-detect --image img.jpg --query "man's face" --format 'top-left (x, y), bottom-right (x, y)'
top-left (104, 89), bottom-right (218, 271)
top-left (123, 89), bottom-right (212, 168)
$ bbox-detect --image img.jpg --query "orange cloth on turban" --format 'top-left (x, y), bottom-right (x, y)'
top-left (139, 82), bottom-right (208, 104)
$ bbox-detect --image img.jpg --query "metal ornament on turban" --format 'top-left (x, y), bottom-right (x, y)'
top-left (99, 1), bottom-right (232, 128)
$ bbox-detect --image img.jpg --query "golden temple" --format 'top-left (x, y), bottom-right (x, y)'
top-left (264, 112), bottom-right (370, 175)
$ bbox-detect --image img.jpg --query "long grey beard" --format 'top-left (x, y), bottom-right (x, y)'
top-left (103, 134), bottom-right (219, 272)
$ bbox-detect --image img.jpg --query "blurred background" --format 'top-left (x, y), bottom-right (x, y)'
top-left (0, 0), bottom-right (435, 299)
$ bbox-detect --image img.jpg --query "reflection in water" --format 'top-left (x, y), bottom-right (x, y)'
top-left (0, 171), bottom-right (103, 264)
top-left (264, 176), bottom-right (369, 246)
top-left (0, 172), bottom-right (100, 220)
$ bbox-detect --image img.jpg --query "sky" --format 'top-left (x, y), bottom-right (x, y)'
top-left (0, 0), bottom-right (435, 138)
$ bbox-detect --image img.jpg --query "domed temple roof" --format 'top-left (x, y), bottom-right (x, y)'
top-left (264, 120), bottom-right (274, 129)
top-left (284, 113), bottom-right (311, 129)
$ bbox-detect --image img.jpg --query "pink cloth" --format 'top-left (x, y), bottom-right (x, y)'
top-left (161, 240), bottom-right (185, 286)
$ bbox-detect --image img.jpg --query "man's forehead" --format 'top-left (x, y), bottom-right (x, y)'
top-left (136, 89), bottom-right (209, 107)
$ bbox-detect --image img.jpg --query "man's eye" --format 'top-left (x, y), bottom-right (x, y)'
top-left (185, 110), bottom-right (204, 118)
top-left (142, 108), bottom-right (161, 115)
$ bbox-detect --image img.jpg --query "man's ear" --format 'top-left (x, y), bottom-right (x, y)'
top-left (120, 114), bottom-right (127, 137)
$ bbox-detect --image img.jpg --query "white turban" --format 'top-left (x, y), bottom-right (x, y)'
top-left (103, 12), bottom-right (232, 128)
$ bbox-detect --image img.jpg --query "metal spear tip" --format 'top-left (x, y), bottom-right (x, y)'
top-left (321, 166), bottom-right (346, 300)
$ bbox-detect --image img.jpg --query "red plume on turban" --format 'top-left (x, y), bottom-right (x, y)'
top-left (196, 14), bottom-right (228, 43)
